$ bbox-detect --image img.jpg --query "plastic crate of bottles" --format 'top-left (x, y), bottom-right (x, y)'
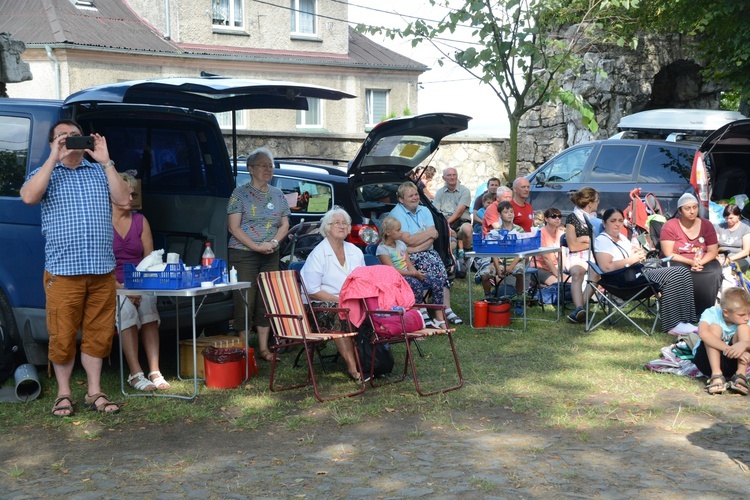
top-left (124, 259), bottom-right (227, 290)
top-left (472, 230), bottom-right (542, 254)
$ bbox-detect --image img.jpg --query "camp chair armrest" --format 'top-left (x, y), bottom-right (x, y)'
top-left (312, 306), bottom-right (350, 315)
top-left (265, 312), bottom-right (305, 321)
top-left (415, 303), bottom-right (447, 312)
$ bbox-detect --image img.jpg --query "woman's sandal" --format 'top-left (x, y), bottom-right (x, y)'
top-left (706, 375), bottom-right (727, 395)
top-left (728, 373), bottom-right (749, 396)
top-left (148, 371), bottom-right (171, 390)
top-left (51, 395), bottom-right (74, 417)
top-left (258, 349), bottom-right (275, 362)
top-left (84, 392), bottom-right (120, 414)
top-left (427, 319), bottom-right (448, 330)
top-left (127, 372), bottom-right (156, 392)
top-left (445, 310), bottom-right (463, 325)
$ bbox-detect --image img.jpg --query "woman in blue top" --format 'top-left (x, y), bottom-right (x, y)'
top-left (389, 181), bottom-right (461, 325)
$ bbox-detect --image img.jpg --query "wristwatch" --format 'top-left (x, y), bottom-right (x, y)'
top-left (271, 239), bottom-right (279, 248)
top-left (102, 160), bottom-right (115, 170)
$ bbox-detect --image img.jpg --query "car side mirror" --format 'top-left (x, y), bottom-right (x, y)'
top-left (534, 172), bottom-right (546, 186)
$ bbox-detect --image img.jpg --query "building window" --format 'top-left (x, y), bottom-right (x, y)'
top-left (212, 0), bottom-right (243, 28)
top-left (296, 98), bottom-right (321, 127)
top-left (215, 111), bottom-right (246, 130)
top-left (366, 89), bottom-right (389, 126)
top-left (290, 0), bottom-right (316, 35)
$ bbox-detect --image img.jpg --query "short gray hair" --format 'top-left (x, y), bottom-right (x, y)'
top-left (497, 186), bottom-right (512, 196)
top-left (319, 206), bottom-right (351, 238)
top-left (245, 147), bottom-right (275, 171)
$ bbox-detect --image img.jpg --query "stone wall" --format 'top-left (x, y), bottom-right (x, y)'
top-left (518, 32), bottom-right (722, 174)
top-left (229, 131), bottom-right (509, 197)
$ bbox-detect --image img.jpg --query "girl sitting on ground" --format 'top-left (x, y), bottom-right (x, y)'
top-left (376, 217), bottom-right (446, 329)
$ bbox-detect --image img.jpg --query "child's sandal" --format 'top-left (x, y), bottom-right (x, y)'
top-left (706, 375), bottom-right (727, 395)
top-left (728, 373), bottom-right (749, 395)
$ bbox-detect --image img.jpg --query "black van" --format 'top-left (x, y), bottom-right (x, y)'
top-left (0, 76), bottom-right (352, 365)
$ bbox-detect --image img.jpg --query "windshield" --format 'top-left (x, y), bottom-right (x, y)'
top-left (362, 135), bottom-right (435, 170)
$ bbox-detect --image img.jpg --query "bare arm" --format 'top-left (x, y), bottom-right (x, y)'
top-left (729, 233), bottom-right (750, 262)
top-left (595, 250), bottom-right (644, 273)
top-left (140, 217), bottom-right (155, 256)
top-left (446, 204), bottom-right (468, 224)
top-left (565, 224), bottom-right (590, 252)
top-left (90, 134), bottom-right (130, 207)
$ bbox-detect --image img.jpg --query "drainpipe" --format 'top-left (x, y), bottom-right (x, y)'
top-left (164, 0), bottom-right (171, 39)
top-left (44, 45), bottom-right (61, 100)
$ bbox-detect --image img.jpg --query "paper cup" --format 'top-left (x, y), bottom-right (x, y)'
top-left (167, 252), bottom-right (180, 264)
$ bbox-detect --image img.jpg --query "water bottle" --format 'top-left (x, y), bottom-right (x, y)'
top-left (229, 266), bottom-right (238, 284)
top-left (201, 242), bottom-right (215, 267)
top-left (694, 247), bottom-right (703, 264)
top-left (221, 266), bottom-right (228, 284)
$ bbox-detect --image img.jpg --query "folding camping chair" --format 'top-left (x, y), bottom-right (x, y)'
top-left (361, 298), bottom-right (463, 396)
top-left (256, 270), bottom-right (365, 402)
top-left (584, 262), bottom-right (661, 336)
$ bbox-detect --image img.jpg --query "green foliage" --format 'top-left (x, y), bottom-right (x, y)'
top-left (720, 91), bottom-right (740, 111)
top-left (357, 0), bottom-right (633, 180)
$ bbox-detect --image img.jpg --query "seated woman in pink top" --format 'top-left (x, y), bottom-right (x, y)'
top-left (113, 173), bottom-right (168, 392)
top-left (530, 207), bottom-right (564, 286)
top-left (660, 193), bottom-right (722, 317)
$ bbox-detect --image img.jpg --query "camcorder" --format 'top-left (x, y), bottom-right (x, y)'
top-left (65, 135), bottom-right (94, 150)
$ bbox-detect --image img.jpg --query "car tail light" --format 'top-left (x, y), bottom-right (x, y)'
top-left (690, 151), bottom-right (709, 212)
top-left (348, 224), bottom-right (379, 246)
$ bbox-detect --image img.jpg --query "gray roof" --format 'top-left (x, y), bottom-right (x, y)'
top-left (0, 0), bottom-right (427, 72)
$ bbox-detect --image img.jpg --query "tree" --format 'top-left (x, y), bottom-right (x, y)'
top-left (590, 0), bottom-right (750, 114)
top-left (358, 0), bottom-right (633, 181)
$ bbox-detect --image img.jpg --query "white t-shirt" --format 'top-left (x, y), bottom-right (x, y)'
top-left (300, 238), bottom-right (365, 297)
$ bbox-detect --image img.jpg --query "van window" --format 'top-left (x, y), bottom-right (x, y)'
top-left (588, 144), bottom-right (640, 182)
top-left (637, 144), bottom-right (693, 183)
top-left (102, 125), bottom-right (209, 192)
top-left (539, 145), bottom-right (592, 184)
top-left (0, 116), bottom-right (30, 197)
top-left (274, 176), bottom-right (332, 215)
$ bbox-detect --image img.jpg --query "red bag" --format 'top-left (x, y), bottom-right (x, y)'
top-left (365, 297), bottom-right (425, 338)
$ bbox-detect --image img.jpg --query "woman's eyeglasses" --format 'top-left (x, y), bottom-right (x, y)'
top-left (330, 220), bottom-right (348, 227)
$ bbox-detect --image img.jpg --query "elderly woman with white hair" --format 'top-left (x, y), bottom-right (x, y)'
top-left (228, 147), bottom-right (290, 362)
top-left (300, 207), bottom-right (366, 381)
top-left (660, 193), bottom-right (723, 316)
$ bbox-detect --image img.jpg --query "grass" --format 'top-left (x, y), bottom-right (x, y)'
top-left (2, 277), bottom-right (749, 434)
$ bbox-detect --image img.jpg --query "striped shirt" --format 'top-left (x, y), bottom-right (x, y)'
top-left (28, 159), bottom-right (115, 275)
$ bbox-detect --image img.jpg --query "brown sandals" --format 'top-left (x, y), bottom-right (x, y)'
top-left (84, 392), bottom-right (120, 414)
top-left (51, 395), bottom-right (74, 417)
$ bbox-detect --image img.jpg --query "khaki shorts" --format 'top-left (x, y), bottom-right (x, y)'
top-left (44, 271), bottom-right (116, 363)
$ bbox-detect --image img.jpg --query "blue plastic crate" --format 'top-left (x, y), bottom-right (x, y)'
top-left (123, 261), bottom-right (191, 290)
top-left (124, 259), bottom-right (227, 289)
top-left (472, 230), bottom-right (541, 254)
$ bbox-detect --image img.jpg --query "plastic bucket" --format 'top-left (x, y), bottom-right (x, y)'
top-left (202, 347), bottom-right (245, 389)
top-left (474, 300), bottom-right (489, 328)
top-left (487, 302), bottom-right (511, 327)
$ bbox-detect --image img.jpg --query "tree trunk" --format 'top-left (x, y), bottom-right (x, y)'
top-left (507, 115), bottom-right (520, 183)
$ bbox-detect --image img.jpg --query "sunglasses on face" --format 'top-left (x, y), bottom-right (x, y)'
top-left (547, 214), bottom-right (562, 219)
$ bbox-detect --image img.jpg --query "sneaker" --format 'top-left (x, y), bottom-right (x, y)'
top-left (567, 306), bottom-right (584, 323)
top-left (513, 299), bottom-right (524, 315)
top-left (457, 249), bottom-right (465, 260)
